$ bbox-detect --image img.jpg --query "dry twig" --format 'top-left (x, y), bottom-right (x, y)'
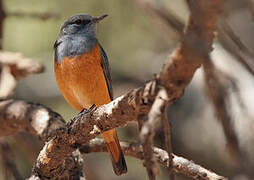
top-left (81, 138), bottom-right (227, 180)
top-left (140, 88), bottom-right (168, 179)
top-left (133, 0), bottom-right (184, 35)
top-left (162, 106), bottom-right (174, 180)
top-left (203, 59), bottom-right (242, 166)
top-left (218, 21), bottom-right (254, 76)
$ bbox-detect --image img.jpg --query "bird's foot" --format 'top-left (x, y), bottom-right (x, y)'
top-left (70, 104), bottom-right (96, 123)
top-left (80, 104), bottom-right (96, 115)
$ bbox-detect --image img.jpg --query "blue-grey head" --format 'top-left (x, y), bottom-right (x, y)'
top-left (54, 14), bottom-right (108, 62)
top-left (59, 14), bottom-right (108, 37)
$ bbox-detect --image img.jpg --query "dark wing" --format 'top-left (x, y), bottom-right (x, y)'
top-left (98, 43), bottom-right (113, 100)
top-left (53, 39), bottom-right (62, 62)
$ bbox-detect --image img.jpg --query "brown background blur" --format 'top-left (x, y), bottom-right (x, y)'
top-left (2, 0), bottom-right (254, 179)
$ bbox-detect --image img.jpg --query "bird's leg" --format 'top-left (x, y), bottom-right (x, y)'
top-left (71, 104), bottom-right (96, 122)
top-left (79, 104), bottom-right (96, 115)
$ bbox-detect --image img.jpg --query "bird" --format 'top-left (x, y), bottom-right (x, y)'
top-left (54, 14), bottom-right (127, 176)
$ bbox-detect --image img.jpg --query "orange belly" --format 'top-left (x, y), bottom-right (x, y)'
top-left (54, 44), bottom-right (111, 111)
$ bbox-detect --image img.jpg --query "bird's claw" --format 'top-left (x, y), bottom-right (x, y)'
top-left (71, 104), bottom-right (96, 122)
top-left (78, 104), bottom-right (96, 116)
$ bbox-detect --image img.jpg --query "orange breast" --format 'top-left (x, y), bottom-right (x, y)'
top-left (54, 44), bottom-right (111, 111)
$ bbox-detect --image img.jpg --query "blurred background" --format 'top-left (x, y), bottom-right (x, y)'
top-left (1, 0), bottom-right (254, 179)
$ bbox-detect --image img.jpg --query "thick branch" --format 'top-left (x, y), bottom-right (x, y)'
top-left (0, 99), bottom-right (65, 139)
top-left (0, 99), bottom-right (86, 179)
top-left (80, 138), bottom-right (227, 180)
top-left (29, 150), bottom-right (85, 180)
top-left (159, 0), bottom-right (221, 98)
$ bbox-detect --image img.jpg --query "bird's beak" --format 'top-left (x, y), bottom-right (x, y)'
top-left (93, 14), bottom-right (108, 23)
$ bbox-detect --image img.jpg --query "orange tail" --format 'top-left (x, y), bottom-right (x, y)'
top-left (102, 129), bottom-right (127, 175)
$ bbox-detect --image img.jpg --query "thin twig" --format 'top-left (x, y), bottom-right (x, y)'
top-left (80, 138), bottom-right (227, 180)
top-left (220, 20), bottom-right (254, 58)
top-left (203, 58), bottom-right (242, 166)
top-left (140, 88), bottom-right (168, 179)
top-left (134, 0), bottom-right (254, 79)
top-left (218, 21), bottom-right (254, 76)
top-left (133, 0), bottom-right (184, 35)
top-left (162, 108), bottom-right (174, 180)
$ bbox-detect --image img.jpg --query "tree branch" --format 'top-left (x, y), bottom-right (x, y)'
top-left (0, 52), bottom-right (44, 98)
top-left (218, 20), bottom-right (254, 76)
top-left (0, 51), bottom-right (44, 79)
top-left (0, 99), bottom-right (86, 179)
top-left (0, 99), bottom-right (65, 139)
top-left (132, 0), bottom-right (184, 35)
top-left (140, 88), bottom-right (168, 179)
top-left (162, 104), bottom-right (174, 180)
top-left (80, 138), bottom-right (227, 180)
top-left (203, 60), bottom-right (242, 165)
top-left (0, 98), bottom-right (226, 179)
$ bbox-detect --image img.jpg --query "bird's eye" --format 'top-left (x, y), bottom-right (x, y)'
top-left (74, 19), bottom-right (82, 25)
top-left (83, 20), bottom-right (91, 25)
